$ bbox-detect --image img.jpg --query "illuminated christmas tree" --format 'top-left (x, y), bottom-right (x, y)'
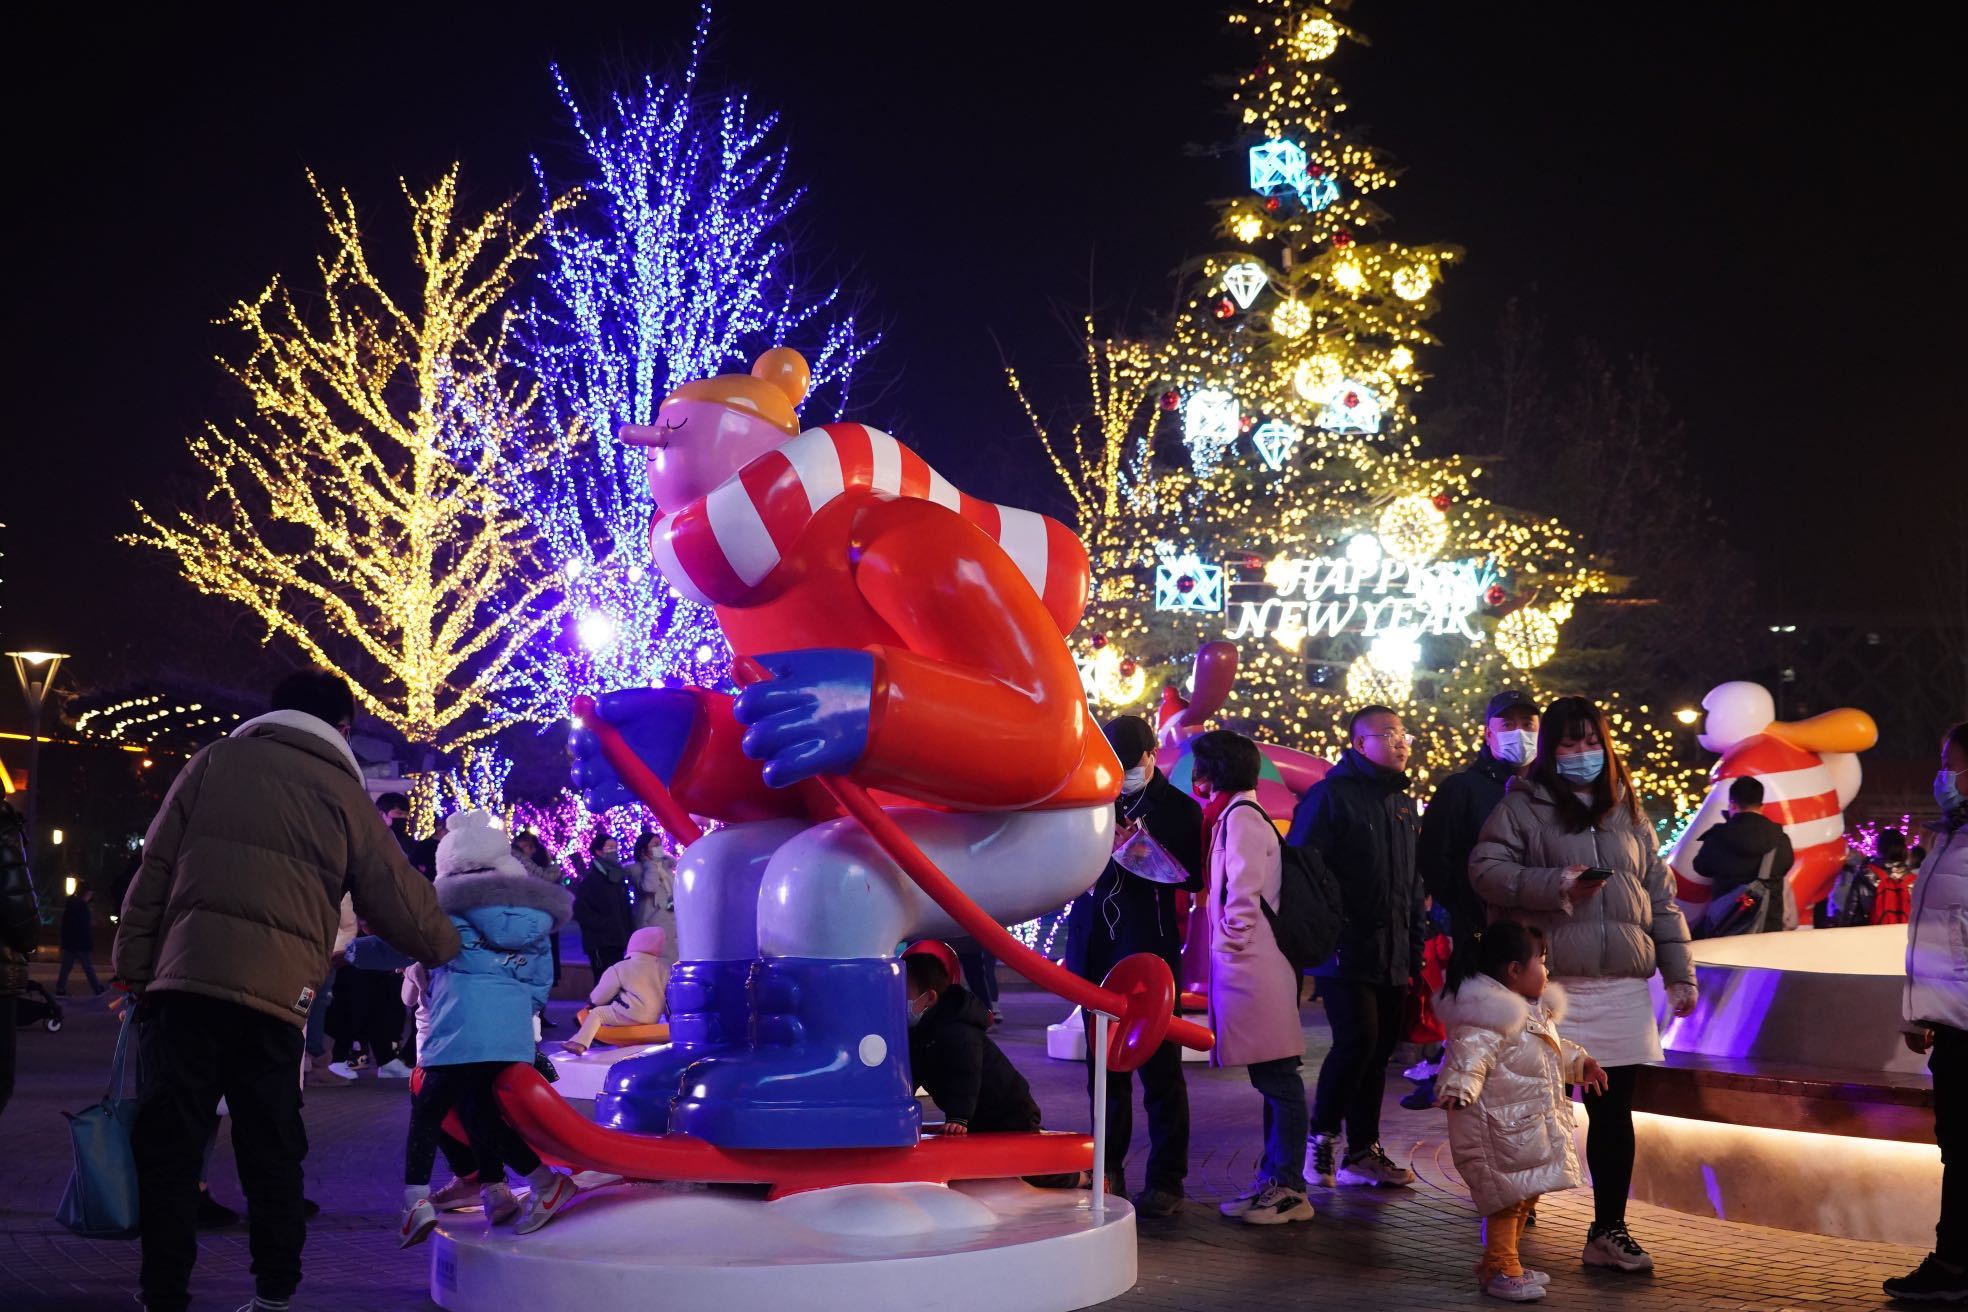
top-left (1015, 0), bottom-right (1699, 819)
top-left (130, 169), bottom-right (574, 760)
top-left (509, 20), bottom-right (873, 726)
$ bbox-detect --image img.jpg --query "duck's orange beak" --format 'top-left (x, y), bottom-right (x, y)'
top-left (1765, 706), bottom-right (1877, 755)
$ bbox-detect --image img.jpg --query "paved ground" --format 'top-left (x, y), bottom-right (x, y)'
top-left (1, 963), bottom-right (1926, 1311)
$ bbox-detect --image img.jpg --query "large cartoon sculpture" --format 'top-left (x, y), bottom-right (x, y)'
top-left (1667, 680), bottom-right (1877, 919)
top-left (568, 347), bottom-right (1186, 1149)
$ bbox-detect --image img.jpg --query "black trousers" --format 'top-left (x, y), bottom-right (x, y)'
top-left (408, 1063), bottom-right (542, 1186)
top-left (1935, 1024), bottom-right (1966, 1264)
top-left (133, 991), bottom-right (307, 1311)
top-left (1310, 978), bottom-right (1404, 1147)
top-left (1082, 1019), bottom-right (1189, 1195)
top-left (0, 994), bottom-right (15, 1118)
top-left (1581, 1062), bottom-right (1640, 1226)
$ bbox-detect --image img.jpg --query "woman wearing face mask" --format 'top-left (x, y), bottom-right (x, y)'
top-left (1886, 722), bottom-right (1968, 1303)
top-left (1468, 696), bottom-right (1695, 1275)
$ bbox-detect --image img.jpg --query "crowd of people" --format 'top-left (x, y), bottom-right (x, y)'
top-left (0, 664), bottom-right (1960, 1308)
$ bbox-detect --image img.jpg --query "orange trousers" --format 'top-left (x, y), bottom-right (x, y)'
top-left (1479, 1196), bottom-right (1537, 1280)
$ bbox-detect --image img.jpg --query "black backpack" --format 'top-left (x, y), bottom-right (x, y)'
top-left (1222, 799), bottom-right (1343, 972)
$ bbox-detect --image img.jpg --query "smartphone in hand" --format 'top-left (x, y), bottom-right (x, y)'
top-left (1578, 867), bottom-right (1614, 883)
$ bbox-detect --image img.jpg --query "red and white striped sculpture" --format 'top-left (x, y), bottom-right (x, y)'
top-left (1668, 680), bottom-right (1877, 920)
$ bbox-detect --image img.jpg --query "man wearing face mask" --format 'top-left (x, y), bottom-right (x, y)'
top-left (1062, 715), bottom-right (1204, 1217)
top-left (1419, 691), bottom-right (1538, 962)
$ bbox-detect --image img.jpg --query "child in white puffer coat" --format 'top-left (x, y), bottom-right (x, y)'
top-left (1435, 922), bottom-right (1608, 1303)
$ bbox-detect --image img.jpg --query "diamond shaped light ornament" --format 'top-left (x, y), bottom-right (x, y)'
top-left (1248, 138), bottom-right (1310, 197)
top-left (1299, 172), bottom-right (1341, 212)
top-left (1314, 379), bottom-right (1384, 434)
top-left (1182, 388), bottom-right (1241, 473)
top-left (1250, 419), bottom-right (1301, 470)
top-left (1222, 261), bottom-right (1269, 309)
top-left (1154, 551), bottom-right (1226, 613)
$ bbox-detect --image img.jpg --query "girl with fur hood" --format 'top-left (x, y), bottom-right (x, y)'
top-left (1435, 922), bottom-right (1607, 1303)
top-left (398, 810), bottom-right (575, 1247)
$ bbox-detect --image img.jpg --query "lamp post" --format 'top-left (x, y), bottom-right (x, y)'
top-left (6, 650), bottom-right (70, 860)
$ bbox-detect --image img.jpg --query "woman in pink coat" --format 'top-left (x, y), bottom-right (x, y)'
top-left (1193, 730), bottom-right (1314, 1226)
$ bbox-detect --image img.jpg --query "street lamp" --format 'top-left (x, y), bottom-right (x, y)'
top-left (6, 650), bottom-right (70, 861)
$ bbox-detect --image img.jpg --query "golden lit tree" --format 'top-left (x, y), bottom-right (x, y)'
top-left (1014, 0), bottom-right (1700, 824)
top-left (129, 169), bottom-right (580, 753)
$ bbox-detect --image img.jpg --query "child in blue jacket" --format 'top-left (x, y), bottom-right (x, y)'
top-left (399, 810), bottom-right (575, 1246)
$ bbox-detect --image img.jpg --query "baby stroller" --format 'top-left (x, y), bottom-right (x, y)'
top-left (15, 979), bottom-right (64, 1032)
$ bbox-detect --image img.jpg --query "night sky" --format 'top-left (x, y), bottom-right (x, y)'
top-left (2, 2), bottom-right (1956, 699)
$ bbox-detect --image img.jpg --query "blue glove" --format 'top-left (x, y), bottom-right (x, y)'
top-left (568, 688), bottom-right (700, 811)
top-left (733, 649), bottom-right (876, 788)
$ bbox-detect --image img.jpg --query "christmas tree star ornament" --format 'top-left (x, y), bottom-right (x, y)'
top-left (1391, 264), bottom-right (1433, 301)
top-left (1271, 298), bottom-right (1312, 337)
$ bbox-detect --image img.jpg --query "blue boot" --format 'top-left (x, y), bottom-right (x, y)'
top-left (593, 958), bottom-right (754, 1134)
top-left (671, 957), bottom-right (921, 1149)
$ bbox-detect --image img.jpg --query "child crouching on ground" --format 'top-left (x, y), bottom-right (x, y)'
top-left (399, 810), bottom-right (576, 1246)
top-left (1435, 922), bottom-right (1607, 1303)
top-left (564, 925), bottom-right (667, 1055)
top-left (903, 948), bottom-right (1077, 1188)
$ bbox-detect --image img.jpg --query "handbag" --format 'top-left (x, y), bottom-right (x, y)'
top-left (56, 1009), bottom-right (141, 1237)
top-left (1694, 849), bottom-right (1778, 940)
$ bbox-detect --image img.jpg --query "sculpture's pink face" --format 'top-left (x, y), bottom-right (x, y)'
top-left (621, 398), bottom-right (787, 513)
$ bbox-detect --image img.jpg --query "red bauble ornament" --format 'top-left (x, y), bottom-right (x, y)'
top-left (1239, 414), bottom-right (1255, 432)
top-left (1264, 196), bottom-right (1281, 213)
top-left (1176, 575), bottom-right (1196, 594)
top-left (1485, 585), bottom-right (1507, 607)
top-left (1242, 553), bottom-right (1264, 570)
top-left (1343, 391), bottom-right (1361, 408)
top-left (1308, 163), bottom-right (1325, 177)
top-left (1214, 297), bottom-right (1237, 319)
top-left (1160, 389), bottom-right (1180, 411)
top-left (1119, 658), bottom-right (1138, 677)
top-left (1332, 230), bottom-right (1353, 248)
top-left (1091, 633), bottom-right (1109, 649)
top-left (1431, 492), bottom-right (1452, 510)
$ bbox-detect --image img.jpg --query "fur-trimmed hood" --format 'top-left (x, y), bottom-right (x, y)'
top-left (1433, 972), bottom-right (1567, 1038)
top-left (435, 866), bottom-right (572, 930)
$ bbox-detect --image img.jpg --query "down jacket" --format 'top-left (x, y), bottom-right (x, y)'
top-left (906, 982), bottom-right (1043, 1132)
top-left (1436, 975), bottom-right (1588, 1216)
top-left (423, 811), bottom-right (573, 1067)
top-left (1906, 814), bottom-right (1968, 1032)
top-left (114, 712), bottom-right (461, 1027)
top-left (1287, 748), bottom-right (1425, 987)
top-left (1468, 781), bottom-right (1694, 988)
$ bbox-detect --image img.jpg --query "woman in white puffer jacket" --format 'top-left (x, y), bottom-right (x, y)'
top-left (1436, 921), bottom-right (1607, 1303)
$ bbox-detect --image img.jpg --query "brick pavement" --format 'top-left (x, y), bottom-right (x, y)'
top-left (0, 966), bottom-right (1926, 1311)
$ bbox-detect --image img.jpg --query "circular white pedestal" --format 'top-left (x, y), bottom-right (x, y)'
top-left (429, 1178), bottom-right (1136, 1312)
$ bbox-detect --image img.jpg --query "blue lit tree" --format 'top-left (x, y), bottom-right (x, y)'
top-left (509, 12), bottom-right (874, 726)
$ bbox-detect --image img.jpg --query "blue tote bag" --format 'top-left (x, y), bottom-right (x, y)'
top-left (57, 1009), bottom-right (141, 1237)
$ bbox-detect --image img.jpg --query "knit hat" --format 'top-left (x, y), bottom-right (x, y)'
top-left (627, 925), bottom-right (667, 958)
top-left (435, 809), bottom-right (530, 883)
top-left (658, 347), bottom-right (810, 436)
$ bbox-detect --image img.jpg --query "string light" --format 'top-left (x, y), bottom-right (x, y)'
top-left (1005, 0), bottom-right (1701, 819)
top-left (128, 168), bottom-right (576, 752)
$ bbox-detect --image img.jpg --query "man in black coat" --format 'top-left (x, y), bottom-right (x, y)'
top-left (1417, 690), bottom-right (1539, 959)
top-left (1063, 715), bottom-right (1203, 1217)
top-left (1692, 777), bottom-right (1796, 934)
top-left (1288, 704), bottom-right (1423, 1189)
top-left (57, 887), bottom-right (104, 996)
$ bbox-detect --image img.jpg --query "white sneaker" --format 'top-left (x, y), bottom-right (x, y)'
top-left (398, 1197), bottom-right (438, 1248)
top-left (1480, 1272), bottom-right (1547, 1302)
top-left (326, 1059), bottom-right (365, 1080)
top-left (1403, 1057), bottom-right (1442, 1081)
top-left (374, 1059), bottom-right (413, 1079)
top-left (1306, 1132), bottom-right (1339, 1187)
top-left (516, 1174), bottom-right (578, 1234)
top-left (1521, 1270), bottom-right (1551, 1287)
top-left (1583, 1224), bottom-right (1655, 1272)
top-left (1217, 1181), bottom-right (1266, 1218)
top-left (428, 1175), bottom-right (481, 1212)
top-left (1238, 1181), bottom-right (1315, 1226)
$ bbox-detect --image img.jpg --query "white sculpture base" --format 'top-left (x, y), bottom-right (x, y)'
top-left (1047, 1006), bottom-right (1205, 1063)
top-left (429, 1178), bottom-right (1135, 1312)
top-left (543, 1042), bottom-right (652, 1102)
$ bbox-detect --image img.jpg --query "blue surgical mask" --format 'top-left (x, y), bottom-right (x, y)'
top-left (1490, 728), bottom-right (1536, 766)
top-left (1938, 768), bottom-right (1966, 814)
top-left (1122, 766), bottom-right (1151, 794)
top-left (1555, 750), bottom-right (1605, 785)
